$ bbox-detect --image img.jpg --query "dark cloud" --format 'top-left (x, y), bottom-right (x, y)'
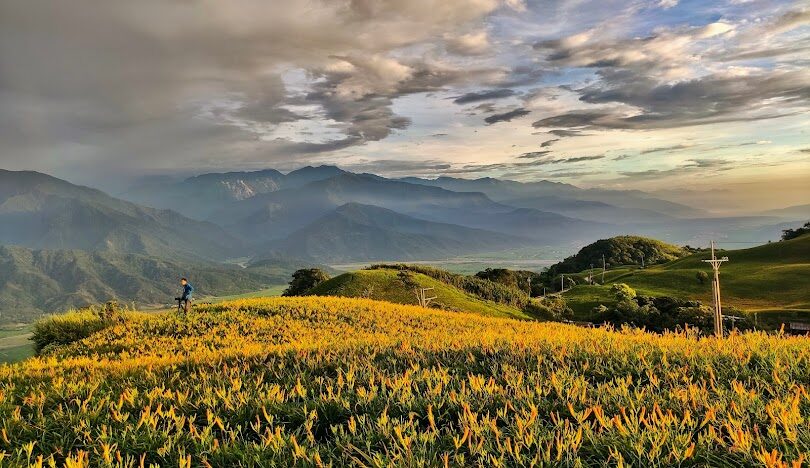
top-left (518, 150), bottom-right (553, 159)
top-left (533, 70), bottom-right (810, 131)
top-left (549, 129), bottom-right (588, 137)
top-left (453, 89), bottom-right (516, 104)
top-left (484, 108), bottom-right (531, 124)
top-left (639, 144), bottom-right (693, 155)
top-left (517, 152), bottom-right (605, 164)
top-left (563, 155), bottom-right (605, 163)
top-left (0, 0), bottom-right (504, 174)
top-left (540, 138), bottom-right (560, 148)
top-left (528, 9), bottom-right (810, 139)
top-left (619, 158), bottom-right (735, 179)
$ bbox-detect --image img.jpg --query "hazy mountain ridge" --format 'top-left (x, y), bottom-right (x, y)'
top-left (401, 175), bottom-right (704, 218)
top-left (268, 203), bottom-right (526, 262)
top-left (211, 173), bottom-right (511, 242)
top-left (122, 165), bottom-right (347, 218)
top-left (0, 170), bottom-right (238, 261)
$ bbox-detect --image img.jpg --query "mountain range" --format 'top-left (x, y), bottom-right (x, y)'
top-left (268, 203), bottom-right (523, 263)
top-left (0, 170), bottom-right (237, 261)
top-left (0, 165), bottom-right (803, 321)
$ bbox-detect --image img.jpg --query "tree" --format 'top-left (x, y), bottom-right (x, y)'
top-left (781, 222), bottom-right (810, 241)
top-left (526, 296), bottom-right (573, 321)
top-left (696, 271), bottom-right (709, 285)
top-left (283, 269), bottom-right (330, 296)
top-left (611, 283), bottom-right (637, 301)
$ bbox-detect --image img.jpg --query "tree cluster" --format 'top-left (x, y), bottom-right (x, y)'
top-left (782, 222), bottom-right (810, 241)
top-left (591, 283), bottom-right (753, 333)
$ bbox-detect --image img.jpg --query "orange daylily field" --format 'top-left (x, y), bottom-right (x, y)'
top-left (2, 297), bottom-right (809, 467)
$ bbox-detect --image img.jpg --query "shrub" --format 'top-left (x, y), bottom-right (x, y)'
top-left (30, 301), bottom-right (128, 354)
top-left (525, 296), bottom-right (573, 321)
top-left (283, 268), bottom-right (331, 296)
top-left (611, 283), bottom-right (637, 301)
top-left (32, 311), bottom-right (107, 354)
top-left (696, 271), bottom-right (709, 285)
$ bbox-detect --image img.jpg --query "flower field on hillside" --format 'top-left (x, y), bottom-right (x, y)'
top-left (1, 297), bottom-right (810, 466)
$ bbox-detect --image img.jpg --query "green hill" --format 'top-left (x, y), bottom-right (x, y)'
top-left (549, 235), bottom-right (685, 275)
top-left (308, 269), bottom-right (530, 319)
top-left (563, 234), bottom-right (810, 326)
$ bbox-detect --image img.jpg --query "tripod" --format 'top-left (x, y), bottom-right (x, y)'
top-left (175, 298), bottom-right (189, 313)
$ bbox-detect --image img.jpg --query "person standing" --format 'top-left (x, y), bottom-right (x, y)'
top-left (177, 277), bottom-right (194, 313)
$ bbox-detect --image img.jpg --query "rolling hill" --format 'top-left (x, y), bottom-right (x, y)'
top-left (0, 245), bottom-right (296, 323)
top-left (269, 203), bottom-right (525, 262)
top-left (548, 235), bottom-right (686, 275)
top-left (562, 234), bottom-right (810, 326)
top-left (0, 170), bottom-right (238, 261)
top-left (308, 268), bottom-right (530, 319)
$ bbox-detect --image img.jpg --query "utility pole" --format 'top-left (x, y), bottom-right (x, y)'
top-left (640, 252), bottom-right (645, 269)
top-left (703, 240), bottom-right (729, 337)
top-left (589, 263), bottom-right (594, 284)
top-left (601, 254), bottom-right (606, 284)
top-left (560, 274), bottom-right (564, 292)
top-left (415, 287), bottom-right (437, 308)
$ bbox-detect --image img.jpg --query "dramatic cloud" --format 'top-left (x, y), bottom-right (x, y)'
top-left (533, 70), bottom-right (810, 131)
top-left (453, 89), bottom-right (516, 104)
top-left (0, 0), bottom-right (807, 194)
top-left (445, 31), bottom-right (491, 55)
top-left (484, 108), bottom-right (531, 124)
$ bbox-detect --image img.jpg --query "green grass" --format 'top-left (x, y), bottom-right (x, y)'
top-left (309, 269), bottom-right (531, 319)
top-left (0, 331), bottom-right (34, 363)
top-left (561, 284), bottom-right (617, 318)
top-left (0, 343), bottom-right (34, 363)
top-left (207, 284), bottom-right (287, 302)
top-left (0, 324), bottom-right (31, 339)
top-left (563, 235), bottom-right (810, 325)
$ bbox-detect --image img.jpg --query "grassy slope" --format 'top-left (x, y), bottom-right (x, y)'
top-left (207, 285), bottom-right (287, 302)
top-left (2, 297), bottom-right (810, 465)
top-left (563, 235), bottom-right (810, 323)
top-left (309, 269), bottom-right (530, 319)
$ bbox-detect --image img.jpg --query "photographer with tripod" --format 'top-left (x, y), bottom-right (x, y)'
top-left (175, 278), bottom-right (194, 313)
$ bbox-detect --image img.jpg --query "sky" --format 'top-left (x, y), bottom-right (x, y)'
top-left (1, 0), bottom-right (808, 211)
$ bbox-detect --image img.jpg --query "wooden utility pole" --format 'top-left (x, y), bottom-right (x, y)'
top-left (703, 240), bottom-right (729, 337)
top-left (415, 287), bottom-right (437, 308)
top-left (601, 254), bottom-right (606, 284)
